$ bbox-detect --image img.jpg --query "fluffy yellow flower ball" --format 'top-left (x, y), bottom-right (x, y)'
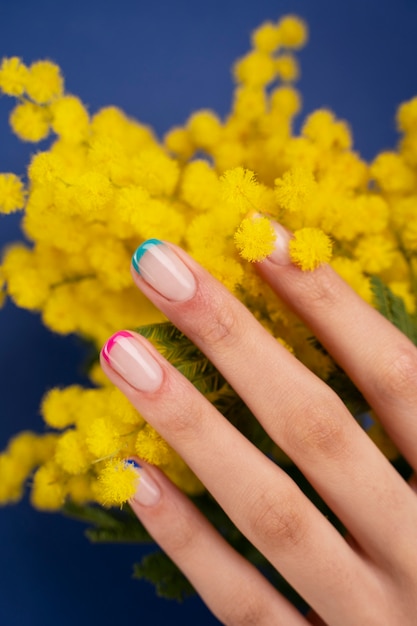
top-left (289, 227), bottom-right (333, 271)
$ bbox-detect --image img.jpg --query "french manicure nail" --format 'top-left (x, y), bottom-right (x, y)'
top-left (102, 330), bottom-right (163, 392)
top-left (267, 221), bottom-right (293, 265)
top-left (125, 460), bottom-right (161, 507)
top-left (132, 239), bottom-right (196, 302)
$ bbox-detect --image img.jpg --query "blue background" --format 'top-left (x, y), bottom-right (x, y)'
top-left (0, 1), bottom-right (416, 624)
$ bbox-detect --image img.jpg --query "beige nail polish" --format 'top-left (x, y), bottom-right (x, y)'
top-left (126, 460), bottom-right (161, 507)
top-left (267, 221), bottom-right (293, 265)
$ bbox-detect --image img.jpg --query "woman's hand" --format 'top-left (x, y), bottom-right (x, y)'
top-left (100, 225), bottom-right (417, 625)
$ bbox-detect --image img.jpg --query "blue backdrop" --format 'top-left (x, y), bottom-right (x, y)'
top-left (0, 1), bottom-right (416, 624)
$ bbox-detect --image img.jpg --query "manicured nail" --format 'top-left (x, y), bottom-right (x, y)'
top-left (267, 221), bottom-right (293, 265)
top-left (125, 460), bottom-right (161, 507)
top-left (102, 331), bottom-right (163, 392)
top-left (132, 239), bottom-right (196, 302)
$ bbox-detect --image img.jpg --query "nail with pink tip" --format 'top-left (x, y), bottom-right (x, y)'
top-left (102, 330), bottom-right (163, 392)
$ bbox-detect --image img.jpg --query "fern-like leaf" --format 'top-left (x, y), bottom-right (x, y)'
top-left (63, 502), bottom-right (152, 543)
top-left (86, 523), bottom-right (152, 543)
top-left (133, 551), bottom-right (194, 601)
top-left (371, 276), bottom-right (417, 344)
top-left (137, 322), bottom-right (199, 362)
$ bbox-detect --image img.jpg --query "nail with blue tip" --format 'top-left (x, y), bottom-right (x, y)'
top-left (125, 459), bottom-right (162, 507)
top-left (132, 239), bottom-right (196, 302)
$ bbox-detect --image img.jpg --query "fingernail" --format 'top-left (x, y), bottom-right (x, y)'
top-left (267, 221), bottom-right (293, 265)
top-left (126, 460), bottom-right (161, 507)
top-left (132, 239), bottom-right (196, 302)
top-left (102, 330), bottom-right (163, 392)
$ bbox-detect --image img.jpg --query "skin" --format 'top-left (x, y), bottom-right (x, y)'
top-left (101, 241), bottom-right (417, 625)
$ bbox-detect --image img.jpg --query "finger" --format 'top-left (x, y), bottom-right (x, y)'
top-left (127, 460), bottom-right (307, 626)
top-left (101, 331), bottom-right (381, 623)
top-left (126, 239), bottom-right (417, 569)
top-left (256, 221), bottom-right (417, 469)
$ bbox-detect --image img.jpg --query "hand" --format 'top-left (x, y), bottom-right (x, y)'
top-left (101, 227), bottom-right (417, 625)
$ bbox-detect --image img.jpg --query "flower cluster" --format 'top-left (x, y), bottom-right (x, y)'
top-left (0, 14), bottom-right (417, 513)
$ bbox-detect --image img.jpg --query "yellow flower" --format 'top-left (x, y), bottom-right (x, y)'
top-left (251, 21), bottom-right (281, 53)
top-left (94, 459), bottom-right (138, 507)
top-left (270, 85), bottom-right (301, 117)
top-left (289, 227), bottom-right (332, 271)
top-left (0, 173), bottom-right (26, 213)
top-left (234, 216), bottom-right (276, 262)
top-left (41, 283), bottom-right (81, 334)
top-left (276, 15), bottom-right (308, 49)
top-left (50, 95), bottom-right (90, 142)
top-left (388, 281), bottom-right (416, 314)
top-left (67, 475), bottom-right (94, 505)
top-left (1, 244), bottom-right (52, 310)
top-left (25, 60), bottom-right (64, 104)
top-left (0, 454), bottom-right (26, 504)
top-left (9, 101), bottom-right (50, 142)
top-left (41, 385), bottom-right (85, 429)
top-left (85, 417), bottom-right (125, 458)
top-left (194, 252), bottom-right (244, 293)
top-left (275, 54), bottom-right (300, 82)
top-left (234, 50), bottom-right (276, 87)
top-left (354, 234), bottom-right (396, 274)
top-left (0, 57), bottom-right (28, 96)
top-left (135, 425), bottom-right (172, 466)
top-left (220, 167), bottom-right (262, 215)
top-left (54, 430), bottom-right (92, 474)
top-left (397, 96), bottom-right (417, 133)
top-left (331, 257), bottom-right (372, 303)
top-left (31, 462), bottom-right (67, 511)
top-left (302, 109), bottom-right (352, 151)
top-left (87, 237), bottom-right (133, 291)
top-left (212, 139), bottom-right (246, 173)
top-left (106, 388), bottom-right (144, 425)
top-left (232, 86), bottom-right (267, 121)
top-left (180, 159), bottom-right (220, 211)
top-left (275, 167), bottom-right (317, 214)
top-left (131, 147), bottom-right (180, 196)
top-left (371, 151), bottom-right (416, 194)
top-left (186, 110), bottom-right (222, 150)
top-left (164, 126), bottom-right (194, 159)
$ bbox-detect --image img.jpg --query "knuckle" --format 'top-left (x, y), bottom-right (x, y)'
top-left (376, 346), bottom-right (417, 400)
top-left (158, 382), bottom-right (206, 440)
top-left (285, 397), bottom-right (348, 460)
top-left (293, 265), bottom-right (341, 312)
top-left (248, 488), bottom-right (305, 549)
top-left (194, 292), bottom-right (240, 349)
top-left (220, 595), bottom-right (267, 626)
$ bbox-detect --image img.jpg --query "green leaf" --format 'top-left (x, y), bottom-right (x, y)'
top-left (86, 523), bottom-right (152, 543)
top-left (371, 276), bottom-right (417, 344)
top-left (137, 321), bottom-right (227, 394)
top-left (133, 551), bottom-right (195, 601)
top-left (62, 502), bottom-right (152, 544)
top-left (62, 501), bottom-right (127, 528)
top-left (137, 322), bottom-right (200, 362)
